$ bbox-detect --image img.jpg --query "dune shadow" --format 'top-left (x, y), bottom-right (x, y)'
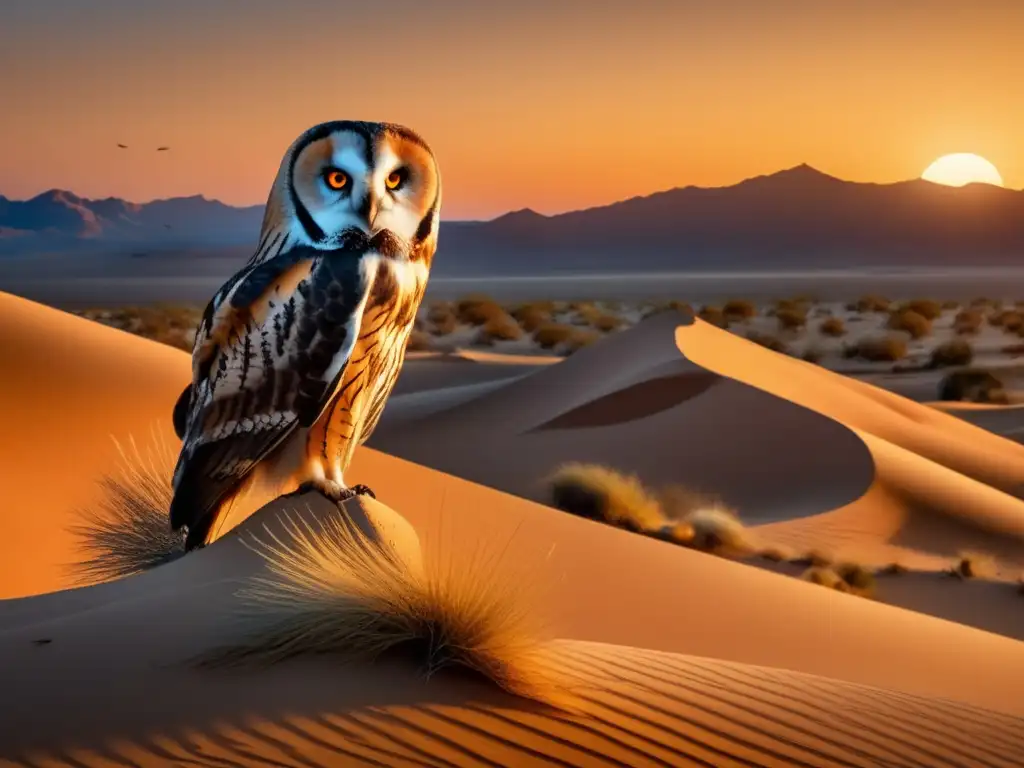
top-left (529, 371), bottom-right (722, 432)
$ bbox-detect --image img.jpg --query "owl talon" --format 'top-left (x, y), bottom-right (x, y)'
top-left (350, 484), bottom-right (376, 499)
top-left (293, 479), bottom-right (375, 505)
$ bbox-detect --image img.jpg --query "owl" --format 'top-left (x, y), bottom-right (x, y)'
top-left (168, 120), bottom-right (441, 551)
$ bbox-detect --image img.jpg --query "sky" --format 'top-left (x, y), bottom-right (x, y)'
top-left (1, 0), bottom-right (1022, 220)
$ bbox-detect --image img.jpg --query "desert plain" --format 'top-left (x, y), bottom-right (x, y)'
top-left (2, 286), bottom-right (1024, 766)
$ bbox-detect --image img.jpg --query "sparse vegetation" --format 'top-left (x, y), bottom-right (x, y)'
top-left (776, 307), bottom-right (808, 331)
top-left (818, 317), bottom-right (846, 337)
top-left (938, 369), bottom-right (1008, 404)
top-left (989, 309), bottom-right (1024, 333)
top-left (510, 302), bottom-right (554, 333)
top-left (758, 546), bottom-right (794, 562)
top-left (683, 506), bottom-right (751, 555)
top-left (533, 323), bottom-right (576, 350)
top-left (68, 433), bottom-right (185, 584)
top-left (569, 301), bottom-right (602, 326)
top-left (592, 313), bottom-right (624, 332)
top-left (561, 328), bottom-right (601, 354)
top-left (928, 338), bottom-right (973, 368)
top-left (745, 331), bottom-right (789, 353)
top-left (474, 313), bottom-right (525, 345)
top-left (722, 299), bottom-right (757, 321)
top-left (948, 551), bottom-right (997, 580)
top-left (75, 304), bottom-right (202, 351)
top-left (887, 309), bottom-right (932, 339)
top-left (697, 305), bottom-right (727, 328)
top-left (643, 300), bottom-right (693, 319)
top-left (878, 562), bottom-right (908, 576)
top-left (194, 510), bottom-right (568, 707)
top-left (406, 329), bottom-right (435, 352)
top-left (845, 336), bottom-right (908, 362)
top-left (897, 299), bottom-right (943, 321)
top-left (547, 463), bottom-right (664, 533)
top-left (790, 550), bottom-right (833, 568)
top-left (849, 295), bottom-right (891, 313)
top-left (953, 309), bottom-right (984, 335)
top-left (456, 295), bottom-right (506, 326)
top-left (801, 562), bottom-right (875, 598)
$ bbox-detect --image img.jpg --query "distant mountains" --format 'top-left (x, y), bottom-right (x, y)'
top-left (3, 165), bottom-right (1023, 273)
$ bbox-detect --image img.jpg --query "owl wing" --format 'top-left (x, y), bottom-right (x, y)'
top-left (169, 246), bottom-right (373, 535)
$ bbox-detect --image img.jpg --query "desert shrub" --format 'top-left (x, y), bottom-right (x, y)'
top-left (194, 510), bottom-right (568, 707)
top-left (510, 303), bottom-right (553, 333)
top-left (938, 369), bottom-right (1007, 403)
top-left (928, 338), bottom-right (973, 368)
top-left (427, 301), bottom-right (455, 324)
top-left (801, 566), bottom-right (850, 592)
top-left (887, 309), bottom-right (932, 339)
top-left (970, 297), bottom-right (999, 309)
top-left (431, 312), bottom-right (458, 336)
top-left (776, 307), bottom-right (808, 330)
top-left (456, 295), bottom-right (506, 326)
top-left (643, 299), bottom-right (694, 319)
top-left (722, 299), bottom-right (757, 321)
top-left (897, 299), bottom-right (943, 321)
top-left (818, 317), bottom-right (846, 337)
top-left (533, 323), bottom-right (575, 349)
top-left (568, 301), bottom-right (603, 326)
top-left (941, 300), bottom-right (960, 310)
top-left (990, 310), bottom-right (1024, 332)
top-left (592, 313), bottom-right (624, 332)
top-left (801, 347), bottom-right (825, 364)
top-left (745, 331), bottom-right (789, 353)
top-left (758, 546), bottom-right (794, 562)
top-left (697, 305), bottom-right (727, 328)
top-left (790, 550), bottom-right (833, 567)
top-left (656, 484), bottom-right (724, 520)
top-left (683, 506), bottom-right (750, 555)
top-left (948, 551), bottom-right (997, 580)
top-left (849, 295), bottom-right (891, 313)
top-left (878, 562), bottom-right (908, 576)
top-left (69, 433), bottom-right (185, 584)
top-left (406, 329), bottom-right (435, 351)
top-left (548, 463), bottom-right (664, 533)
top-left (561, 329), bottom-right (600, 354)
top-left (846, 336), bottom-right (907, 362)
top-left (953, 309), bottom-right (984, 335)
top-left (833, 562), bottom-right (877, 597)
top-left (474, 314), bottom-right (524, 345)
top-left (774, 298), bottom-right (809, 314)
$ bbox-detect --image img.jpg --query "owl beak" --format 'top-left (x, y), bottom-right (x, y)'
top-left (357, 193), bottom-right (380, 233)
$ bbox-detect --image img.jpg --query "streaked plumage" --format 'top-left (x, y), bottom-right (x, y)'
top-left (169, 120), bottom-right (441, 551)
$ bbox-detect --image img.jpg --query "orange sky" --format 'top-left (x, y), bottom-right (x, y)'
top-left (1, 0), bottom-right (1021, 219)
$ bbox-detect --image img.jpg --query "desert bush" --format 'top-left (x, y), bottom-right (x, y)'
top-left (948, 551), bottom-right (997, 580)
top-left (406, 329), bottom-right (435, 352)
top-left (989, 310), bottom-right (1024, 333)
top-left (194, 510), bottom-right (568, 706)
top-left (643, 299), bottom-right (694, 319)
top-left (938, 369), bottom-right (1007, 404)
top-left (69, 433), bottom-right (185, 584)
top-left (427, 301), bottom-right (455, 324)
top-left (656, 484), bottom-right (725, 520)
top-left (953, 309), bottom-right (984, 335)
top-left (774, 298), bottom-right (809, 314)
top-left (818, 317), bottom-right (846, 337)
top-left (928, 338), bottom-right (973, 368)
top-left (758, 546), bottom-right (794, 562)
top-left (790, 550), bottom-right (833, 568)
top-left (849, 295), bottom-right (891, 313)
top-left (533, 323), bottom-right (575, 350)
top-left (683, 506), bottom-right (751, 555)
top-left (887, 309), bottom-right (932, 339)
top-left (801, 347), bottom-right (825, 364)
top-left (833, 562), bottom-right (877, 597)
top-left (745, 331), bottom-right (789, 354)
top-left (456, 295), bottom-right (506, 326)
top-left (801, 566), bottom-right (850, 592)
top-left (897, 299), bottom-right (943, 321)
top-left (845, 336), bottom-right (907, 362)
top-left (592, 313), bottom-right (624, 332)
top-left (697, 305), bottom-right (727, 328)
top-left (941, 300), bottom-right (960, 310)
top-left (548, 463), bottom-right (664, 533)
top-left (510, 303), bottom-right (553, 333)
top-left (776, 307), bottom-right (808, 330)
top-left (878, 562), bottom-right (908, 576)
top-left (430, 312), bottom-right (458, 336)
top-left (474, 313), bottom-right (524, 345)
top-left (722, 299), bottom-right (757, 321)
top-left (970, 297), bottom-right (999, 309)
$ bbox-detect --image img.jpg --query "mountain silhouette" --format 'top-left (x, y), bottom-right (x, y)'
top-left (2, 165), bottom-right (1022, 272)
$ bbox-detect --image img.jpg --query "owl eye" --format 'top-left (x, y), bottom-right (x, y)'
top-left (385, 168), bottom-right (407, 191)
top-left (323, 169), bottom-right (349, 191)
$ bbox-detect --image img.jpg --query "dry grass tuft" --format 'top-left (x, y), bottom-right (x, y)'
top-left (929, 338), bottom-right (973, 368)
top-left (953, 309), bottom-right (984, 335)
top-left (697, 305), bottom-right (728, 328)
top-left (818, 317), bottom-right (846, 337)
top-left (849, 295), bottom-right (891, 313)
top-left (511, 303), bottom-right (554, 333)
top-left (547, 463), bottom-right (665, 533)
top-left (948, 551), bottom-right (997, 580)
top-left (456, 295), bottom-right (507, 326)
top-left (195, 511), bottom-right (570, 708)
top-left (722, 299), bottom-right (757, 321)
top-left (681, 506), bottom-right (751, 555)
top-left (474, 314), bottom-right (524, 345)
top-left (878, 562), bottom-right (908, 576)
top-left (406, 329), bottom-right (435, 352)
top-left (898, 299), bottom-right (943, 321)
top-left (68, 432), bottom-right (185, 585)
top-left (790, 550), bottom-right (833, 568)
top-left (758, 546), bottom-right (794, 562)
top-left (887, 309), bottom-right (932, 339)
top-left (801, 566), bottom-right (849, 591)
top-left (989, 309), bottom-right (1024, 333)
top-left (744, 331), bottom-right (789, 354)
top-left (833, 562), bottom-right (877, 597)
top-left (938, 369), bottom-right (1008, 404)
top-left (591, 313), bottom-right (624, 333)
top-left (845, 335), bottom-right (908, 362)
top-left (775, 307), bottom-right (808, 330)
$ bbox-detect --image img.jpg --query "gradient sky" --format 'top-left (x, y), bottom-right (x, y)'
top-left (1, 0), bottom-right (1021, 219)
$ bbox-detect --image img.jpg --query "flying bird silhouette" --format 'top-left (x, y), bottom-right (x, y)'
top-left (156, 146), bottom-right (170, 151)
top-left (116, 143), bottom-right (128, 149)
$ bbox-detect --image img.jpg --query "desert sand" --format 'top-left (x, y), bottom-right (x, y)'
top-left (2, 289), bottom-right (1024, 766)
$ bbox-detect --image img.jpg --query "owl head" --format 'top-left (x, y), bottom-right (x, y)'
top-left (260, 120), bottom-right (441, 264)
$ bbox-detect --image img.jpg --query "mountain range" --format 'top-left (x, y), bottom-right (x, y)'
top-left (3, 165), bottom-right (1023, 273)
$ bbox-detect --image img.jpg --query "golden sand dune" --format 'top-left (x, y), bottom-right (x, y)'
top-left (3, 292), bottom-right (1024, 765)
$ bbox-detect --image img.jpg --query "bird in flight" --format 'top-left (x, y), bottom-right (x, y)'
top-left (116, 143), bottom-right (128, 149)
top-left (168, 120), bottom-right (441, 551)
top-left (156, 146), bottom-right (170, 151)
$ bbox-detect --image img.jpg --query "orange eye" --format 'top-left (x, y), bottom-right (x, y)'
top-left (385, 169), bottom-right (405, 190)
top-left (324, 169), bottom-right (348, 190)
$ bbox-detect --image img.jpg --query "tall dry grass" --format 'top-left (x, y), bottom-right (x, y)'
top-left (195, 509), bottom-right (573, 708)
top-left (68, 430), bottom-right (185, 585)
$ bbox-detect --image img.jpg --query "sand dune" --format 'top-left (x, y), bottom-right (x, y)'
top-left (4, 292), bottom-right (1024, 765)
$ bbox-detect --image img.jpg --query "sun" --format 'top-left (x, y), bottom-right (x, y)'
top-left (921, 153), bottom-right (1004, 188)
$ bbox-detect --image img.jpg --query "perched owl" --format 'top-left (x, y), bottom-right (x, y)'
top-left (169, 120), bottom-right (441, 551)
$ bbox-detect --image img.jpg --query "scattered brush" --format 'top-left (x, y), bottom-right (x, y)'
top-left (928, 338), bottom-right (973, 368)
top-left (682, 506), bottom-right (751, 555)
top-left (790, 550), bottom-right (833, 568)
top-left (887, 309), bottom-right (932, 339)
top-left (68, 431), bottom-right (185, 585)
top-left (878, 562), bottom-right (908, 576)
top-left (849, 295), bottom-right (891, 313)
top-left (844, 335), bottom-right (908, 362)
top-left (511, 303), bottom-right (554, 333)
top-left (897, 299), bottom-right (943, 321)
top-left (818, 317), bottom-right (846, 337)
top-left (833, 562), bottom-right (877, 598)
top-left (697, 305), bottom-right (728, 328)
top-left (938, 369), bottom-right (1008, 404)
top-left (591, 313), bottom-right (624, 332)
top-left (745, 331), bottom-right (789, 354)
top-left (643, 299), bottom-right (694, 319)
top-left (722, 299), bottom-right (757, 321)
top-left (953, 309), bottom-right (984, 335)
top-left (947, 551), bottom-right (997, 580)
top-left (195, 511), bottom-right (571, 708)
top-left (801, 566), bottom-right (851, 592)
top-left (473, 314), bottom-right (524, 345)
top-left (775, 307), bottom-right (808, 331)
top-left (547, 463), bottom-right (664, 533)
top-left (758, 545), bottom-right (794, 563)
top-left (455, 295), bottom-right (506, 326)
top-left (405, 329), bottom-right (435, 352)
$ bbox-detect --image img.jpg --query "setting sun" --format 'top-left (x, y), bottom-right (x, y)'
top-left (921, 153), bottom-right (1004, 188)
